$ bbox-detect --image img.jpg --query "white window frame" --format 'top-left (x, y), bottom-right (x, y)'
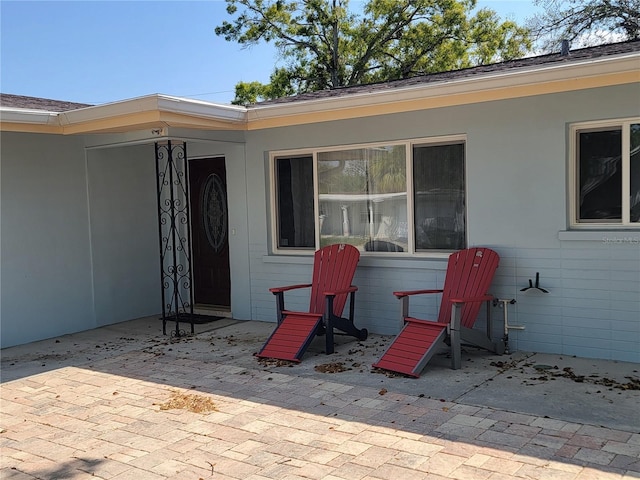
top-left (269, 134), bottom-right (467, 255)
top-left (569, 117), bottom-right (640, 229)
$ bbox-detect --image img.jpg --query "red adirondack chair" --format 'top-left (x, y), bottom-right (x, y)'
top-left (373, 247), bottom-right (504, 377)
top-left (256, 243), bottom-right (368, 362)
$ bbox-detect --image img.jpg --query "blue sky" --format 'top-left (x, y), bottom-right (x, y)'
top-left (1, 1), bottom-right (541, 105)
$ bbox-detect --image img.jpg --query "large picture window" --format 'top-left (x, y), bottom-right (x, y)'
top-left (272, 137), bottom-right (466, 254)
top-left (572, 119), bottom-right (640, 227)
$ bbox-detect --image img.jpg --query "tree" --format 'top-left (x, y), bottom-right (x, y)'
top-left (215, 0), bottom-right (531, 104)
top-left (527, 0), bottom-right (640, 52)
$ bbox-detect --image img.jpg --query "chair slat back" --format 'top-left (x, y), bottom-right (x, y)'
top-left (309, 244), bottom-right (360, 316)
top-left (437, 248), bottom-right (499, 328)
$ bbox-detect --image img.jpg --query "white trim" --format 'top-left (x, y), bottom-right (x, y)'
top-left (0, 107), bottom-right (59, 125)
top-left (268, 152), bottom-right (315, 255)
top-left (406, 141), bottom-right (415, 254)
top-left (58, 94), bottom-right (246, 126)
top-left (313, 151), bottom-right (320, 250)
top-left (622, 124), bottom-right (631, 225)
top-left (262, 253), bottom-right (451, 267)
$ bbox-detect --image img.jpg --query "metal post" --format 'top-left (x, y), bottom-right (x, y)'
top-left (154, 140), bottom-right (194, 337)
top-left (154, 143), bottom-right (168, 335)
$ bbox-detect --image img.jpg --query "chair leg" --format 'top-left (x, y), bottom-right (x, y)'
top-left (274, 292), bottom-right (285, 325)
top-left (450, 302), bottom-right (462, 370)
top-left (450, 329), bottom-right (461, 369)
top-left (324, 297), bottom-right (335, 354)
top-left (324, 318), bottom-right (335, 354)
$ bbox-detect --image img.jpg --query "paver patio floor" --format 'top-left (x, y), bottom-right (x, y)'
top-left (1, 316), bottom-right (639, 479)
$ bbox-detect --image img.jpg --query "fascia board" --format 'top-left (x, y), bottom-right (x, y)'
top-left (155, 95), bottom-right (246, 123)
top-left (246, 53), bottom-right (640, 121)
top-left (0, 107), bottom-right (59, 125)
top-left (58, 94), bottom-right (247, 127)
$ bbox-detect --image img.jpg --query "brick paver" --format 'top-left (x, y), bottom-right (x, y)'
top-left (1, 319), bottom-right (639, 479)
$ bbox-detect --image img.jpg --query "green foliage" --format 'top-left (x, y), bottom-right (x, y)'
top-left (231, 68), bottom-right (295, 105)
top-left (216, 0), bottom-right (532, 104)
top-left (527, 0), bottom-right (640, 52)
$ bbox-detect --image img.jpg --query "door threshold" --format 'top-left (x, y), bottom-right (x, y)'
top-left (194, 306), bottom-right (232, 318)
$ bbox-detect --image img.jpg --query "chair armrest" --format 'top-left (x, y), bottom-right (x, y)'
top-left (394, 289), bottom-right (443, 298)
top-left (324, 285), bottom-right (358, 296)
top-left (269, 283), bottom-right (312, 294)
top-left (450, 294), bottom-right (494, 303)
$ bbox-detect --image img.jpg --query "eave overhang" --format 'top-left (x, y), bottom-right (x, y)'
top-left (1, 50), bottom-right (638, 135)
top-left (1, 94), bottom-right (247, 134)
top-left (245, 52), bottom-right (640, 129)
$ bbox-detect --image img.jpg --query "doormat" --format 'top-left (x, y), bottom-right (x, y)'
top-left (160, 313), bottom-right (225, 325)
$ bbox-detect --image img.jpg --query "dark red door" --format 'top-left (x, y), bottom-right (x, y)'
top-left (189, 157), bottom-right (231, 308)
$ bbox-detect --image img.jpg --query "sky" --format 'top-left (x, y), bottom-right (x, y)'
top-left (0, 1), bottom-right (542, 105)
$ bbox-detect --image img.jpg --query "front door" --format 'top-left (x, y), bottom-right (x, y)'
top-left (189, 157), bottom-right (231, 309)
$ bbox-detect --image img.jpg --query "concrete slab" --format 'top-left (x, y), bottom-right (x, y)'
top-left (459, 353), bottom-right (640, 433)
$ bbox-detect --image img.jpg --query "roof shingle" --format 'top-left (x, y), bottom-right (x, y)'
top-left (255, 39), bottom-right (640, 106)
top-left (0, 93), bottom-right (92, 112)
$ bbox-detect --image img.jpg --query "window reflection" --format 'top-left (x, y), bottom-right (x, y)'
top-left (318, 146), bottom-right (408, 252)
top-left (578, 128), bottom-right (622, 222)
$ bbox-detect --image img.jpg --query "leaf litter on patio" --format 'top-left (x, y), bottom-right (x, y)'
top-left (490, 360), bottom-right (640, 390)
top-left (315, 362), bottom-right (350, 373)
top-left (256, 357), bottom-right (297, 367)
top-left (155, 390), bottom-right (217, 413)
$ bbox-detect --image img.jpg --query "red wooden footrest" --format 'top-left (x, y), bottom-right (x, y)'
top-left (256, 315), bottom-right (323, 362)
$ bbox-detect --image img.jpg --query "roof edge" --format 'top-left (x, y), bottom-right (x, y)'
top-left (0, 107), bottom-right (59, 125)
top-left (57, 94), bottom-right (247, 126)
top-left (246, 51), bottom-right (640, 121)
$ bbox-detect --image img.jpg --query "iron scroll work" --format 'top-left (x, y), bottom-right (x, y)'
top-left (155, 141), bottom-right (194, 337)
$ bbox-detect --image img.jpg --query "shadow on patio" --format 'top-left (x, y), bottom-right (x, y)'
top-left (1, 316), bottom-right (639, 479)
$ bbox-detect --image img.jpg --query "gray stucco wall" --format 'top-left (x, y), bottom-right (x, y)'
top-left (1, 132), bottom-right (95, 347)
top-left (1, 135), bottom-right (162, 347)
top-left (86, 144), bottom-right (160, 327)
top-left (0, 131), bottom-right (252, 348)
top-left (244, 83), bottom-right (640, 362)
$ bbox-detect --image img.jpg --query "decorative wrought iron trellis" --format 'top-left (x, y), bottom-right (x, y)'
top-left (155, 141), bottom-right (194, 337)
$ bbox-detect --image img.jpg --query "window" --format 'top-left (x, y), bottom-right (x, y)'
top-left (572, 119), bottom-right (640, 227)
top-left (413, 142), bottom-right (465, 250)
top-left (272, 137), bottom-right (466, 253)
top-left (275, 155), bottom-right (315, 248)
